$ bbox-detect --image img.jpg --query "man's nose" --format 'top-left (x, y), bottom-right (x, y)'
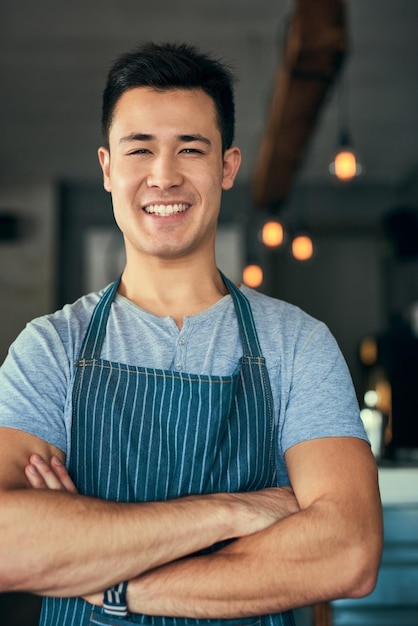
top-left (147, 155), bottom-right (183, 189)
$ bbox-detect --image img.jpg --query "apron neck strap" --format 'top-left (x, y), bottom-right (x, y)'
top-left (79, 272), bottom-right (263, 360)
top-left (78, 278), bottom-right (120, 360)
top-left (220, 272), bottom-right (263, 358)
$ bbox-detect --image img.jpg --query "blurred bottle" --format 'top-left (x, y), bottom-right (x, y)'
top-left (359, 335), bottom-right (392, 460)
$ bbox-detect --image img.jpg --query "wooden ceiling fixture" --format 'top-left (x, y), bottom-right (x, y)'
top-left (252, 0), bottom-right (348, 211)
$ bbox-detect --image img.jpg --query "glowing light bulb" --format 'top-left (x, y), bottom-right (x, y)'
top-left (262, 221), bottom-right (284, 247)
top-left (292, 235), bottom-right (313, 261)
top-left (359, 336), bottom-right (377, 365)
top-left (334, 150), bottom-right (357, 180)
top-left (243, 264), bottom-right (263, 288)
top-left (329, 138), bottom-right (362, 181)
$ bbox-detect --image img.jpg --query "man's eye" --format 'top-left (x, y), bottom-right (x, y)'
top-left (129, 149), bottom-right (150, 155)
top-left (181, 148), bottom-right (203, 154)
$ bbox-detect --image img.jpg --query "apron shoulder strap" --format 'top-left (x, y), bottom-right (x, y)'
top-left (79, 273), bottom-right (263, 360)
top-left (220, 272), bottom-right (263, 358)
top-left (78, 278), bottom-right (120, 361)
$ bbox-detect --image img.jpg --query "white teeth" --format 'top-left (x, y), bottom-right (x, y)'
top-left (144, 203), bottom-right (189, 216)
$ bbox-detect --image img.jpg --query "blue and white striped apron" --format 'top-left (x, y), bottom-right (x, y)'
top-left (39, 274), bottom-right (295, 626)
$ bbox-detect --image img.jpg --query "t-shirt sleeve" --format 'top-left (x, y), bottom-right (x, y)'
top-left (0, 318), bottom-right (71, 453)
top-left (280, 321), bottom-right (368, 454)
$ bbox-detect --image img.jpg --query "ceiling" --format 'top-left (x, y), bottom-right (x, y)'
top-left (0, 0), bottom-right (417, 195)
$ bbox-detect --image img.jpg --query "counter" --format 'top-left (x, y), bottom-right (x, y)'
top-left (378, 465), bottom-right (418, 504)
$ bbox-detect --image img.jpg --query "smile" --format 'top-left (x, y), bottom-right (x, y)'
top-left (143, 203), bottom-right (190, 216)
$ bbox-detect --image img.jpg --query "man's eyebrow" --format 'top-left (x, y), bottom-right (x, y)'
top-left (119, 133), bottom-right (154, 144)
top-left (118, 133), bottom-right (212, 146)
top-left (179, 134), bottom-right (212, 146)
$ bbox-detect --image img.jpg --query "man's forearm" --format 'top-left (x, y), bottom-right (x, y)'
top-left (125, 495), bottom-right (382, 618)
top-left (0, 484), bottom-right (298, 598)
top-left (0, 488), bottom-right (242, 597)
top-left (123, 439), bottom-right (383, 619)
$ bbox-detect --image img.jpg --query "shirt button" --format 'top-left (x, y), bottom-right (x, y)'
top-left (176, 363), bottom-right (182, 370)
top-left (178, 338), bottom-right (185, 346)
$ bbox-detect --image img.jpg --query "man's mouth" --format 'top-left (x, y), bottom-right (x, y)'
top-left (143, 203), bottom-right (190, 216)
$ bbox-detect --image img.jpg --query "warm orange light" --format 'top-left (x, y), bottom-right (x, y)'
top-left (333, 150), bottom-right (357, 181)
top-left (359, 336), bottom-right (378, 365)
top-left (262, 220), bottom-right (284, 247)
top-left (242, 264), bottom-right (263, 288)
top-left (292, 236), bottom-right (313, 261)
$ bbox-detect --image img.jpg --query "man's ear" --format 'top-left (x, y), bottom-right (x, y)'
top-left (222, 146), bottom-right (242, 191)
top-left (98, 147), bottom-right (111, 192)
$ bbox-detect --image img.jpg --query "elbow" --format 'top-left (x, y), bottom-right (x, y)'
top-left (0, 556), bottom-right (44, 595)
top-left (0, 559), bottom-right (21, 594)
top-left (348, 563), bottom-right (379, 599)
top-left (343, 533), bottom-right (383, 599)
top-left (0, 551), bottom-right (27, 594)
top-left (0, 533), bottom-right (18, 593)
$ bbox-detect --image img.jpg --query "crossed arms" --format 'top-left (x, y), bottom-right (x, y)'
top-left (0, 426), bottom-right (383, 618)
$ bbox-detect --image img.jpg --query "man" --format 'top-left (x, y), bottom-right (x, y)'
top-left (0, 42), bottom-right (382, 625)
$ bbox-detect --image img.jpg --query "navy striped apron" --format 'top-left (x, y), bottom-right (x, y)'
top-left (39, 274), bottom-right (295, 626)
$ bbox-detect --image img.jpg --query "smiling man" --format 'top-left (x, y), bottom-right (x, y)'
top-left (0, 42), bottom-right (382, 626)
top-left (98, 85), bottom-right (241, 325)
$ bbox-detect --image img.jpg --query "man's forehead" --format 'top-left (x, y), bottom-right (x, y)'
top-left (114, 86), bottom-right (216, 112)
top-left (110, 87), bottom-right (220, 137)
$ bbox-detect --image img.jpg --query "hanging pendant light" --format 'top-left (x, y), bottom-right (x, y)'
top-left (261, 219), bottom-right (284, 248)
top-left (329, 70), bottom-right (362, 182)
top-left (242, 263), bottom-right (263, 288)
top-left (329, 130), bottom-right (362, 181)
top-left (291, 233), bottom-right (314, 261)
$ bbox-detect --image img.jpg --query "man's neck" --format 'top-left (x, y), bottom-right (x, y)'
top-left (118, 258), bottom-right (229, 329)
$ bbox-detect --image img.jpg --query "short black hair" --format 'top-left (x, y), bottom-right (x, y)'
top-left (101, 41), bottom-right (236, 152)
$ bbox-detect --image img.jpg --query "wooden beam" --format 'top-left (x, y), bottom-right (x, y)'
top-left (252, 0), bottom-right (348, 210)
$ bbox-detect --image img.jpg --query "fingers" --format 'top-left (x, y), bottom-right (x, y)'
top-left (25, 461), bottom-right (49, 489)
top-left (25, 454), bottom-right (78, 493)
top-left (49, 456), bottom-right (78, 493)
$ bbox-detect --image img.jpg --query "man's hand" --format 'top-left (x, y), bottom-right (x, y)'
top-left (25, 454), bottom-right (78, 493)
top-left (221, 486), bottom-right (300, 536)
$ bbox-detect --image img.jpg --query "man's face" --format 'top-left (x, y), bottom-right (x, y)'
top-left (98, 87), bottom-right (241, 265)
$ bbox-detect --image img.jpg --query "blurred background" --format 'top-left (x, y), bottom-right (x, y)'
top-left (0, 1), bottom-right (417, 624)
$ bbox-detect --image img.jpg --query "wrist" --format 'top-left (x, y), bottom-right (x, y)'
top-left (126, 575), bottom-right (150, 615)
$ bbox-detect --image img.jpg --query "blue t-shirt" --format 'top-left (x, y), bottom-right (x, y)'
top-left (0, 284), bottom-right (367, 485)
